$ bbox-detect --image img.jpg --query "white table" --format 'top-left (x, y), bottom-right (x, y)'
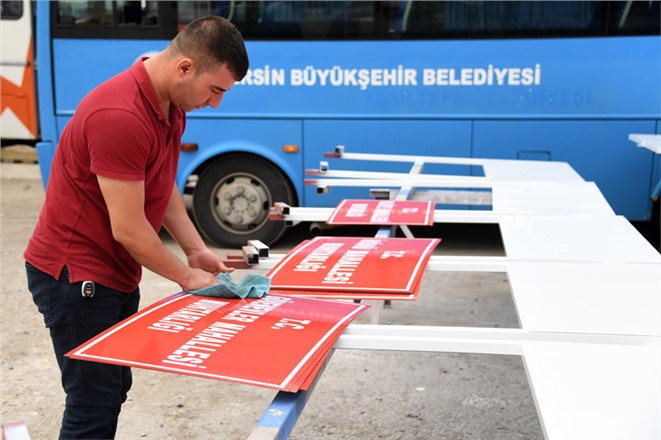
top-left (629, 133), bottom-right (661, 155)
top-left (250, 148), bottom-right (661, 440)
top-left (523, 341), bottom-right (660, 440)
top-left (499, 214), bottom-right (660, 263)
top-left (629, 133), bottom-right (661, 199)
top-left (507, 262), bottom-right (661, 337)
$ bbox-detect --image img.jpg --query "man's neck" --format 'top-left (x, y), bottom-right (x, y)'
top-left (142, 55), bottom-right (171, 117)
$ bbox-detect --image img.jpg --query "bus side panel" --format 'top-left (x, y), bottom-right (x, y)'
top-left (177, 118), bottom-right (303, 195)
top-left (302, 120), bottom-right (472, 207)
top-left (51, 114), bottom-right (304, 200)
top-left (51, 39), bottom-right (168, 114)
top-left (652, 152), bottom-right (661, 201)
top-left (35, 1), bottom-right (57, 147)
top-left (35, 141), bottom-right (55, 189)
top-left (54, 116), bottom-right (72, 142)
top-left (473, 120), bottom-right (658, 220)
top-left (235, 37), bottom-right (661, 119)
top-left (653, 120), bottom-right (661, 200)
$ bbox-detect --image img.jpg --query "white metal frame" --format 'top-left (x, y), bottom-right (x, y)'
top-left (250, 147), bottom-right (661, 440)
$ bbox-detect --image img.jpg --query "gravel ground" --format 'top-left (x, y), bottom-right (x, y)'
top-left (1, 161), bottom-right (544, 439)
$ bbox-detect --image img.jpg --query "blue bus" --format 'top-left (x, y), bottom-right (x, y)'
top-left (28, 1), bottom-right (661, 247)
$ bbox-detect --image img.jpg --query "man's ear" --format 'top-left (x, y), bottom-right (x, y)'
top-left (176, 58), bottom-right (195, 77)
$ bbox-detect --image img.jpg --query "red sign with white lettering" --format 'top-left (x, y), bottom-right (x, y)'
top-left (327, 200), bottom-right (435, 226)
top-left (67, 293), bottom-right (368, 392)
top-left (267, 288), bottom-right (418, 301)
top-left (267, 237), bottom-right (440, 295)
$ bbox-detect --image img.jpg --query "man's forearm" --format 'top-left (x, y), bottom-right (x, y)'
top-left (97, 177), bottom-right (218, 290)
top-left (116, 219), bottom-right (194, 287)
top-left (163, 186), bottom-right (207, 257)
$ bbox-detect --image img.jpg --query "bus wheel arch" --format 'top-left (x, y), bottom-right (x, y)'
top-left (191, 152), bottom-right (297, 248)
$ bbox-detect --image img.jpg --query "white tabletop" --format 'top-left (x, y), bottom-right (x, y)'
top-left (492, 182), bottom-right (614, 215)
top-left (482, 159), bottom-right (585, 182)
top-left (507, 262), bottom-right (661, 336)
top-left (499, 214), bottom-right (661, 263)
top-left (523, 341), bottom-right (661, 440)
top-left (629, 133), bottom-right (661, 154)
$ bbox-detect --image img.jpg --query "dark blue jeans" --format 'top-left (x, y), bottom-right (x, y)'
top-left (25, 262), bottom-right (140, 440)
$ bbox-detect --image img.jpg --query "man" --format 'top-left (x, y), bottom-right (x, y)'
top-left (24, 16), bottom-right (249, 439)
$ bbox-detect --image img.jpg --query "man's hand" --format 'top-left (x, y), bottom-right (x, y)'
top-left (179, 267), bottom-right (223, 292)
top-left (187, 248), bottom-right (235, 276)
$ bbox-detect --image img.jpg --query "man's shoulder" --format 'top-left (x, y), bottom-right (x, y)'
top-left (76, 68), bottom-right (150, 127)
top-left (86, 68), bottom-right (139, 105)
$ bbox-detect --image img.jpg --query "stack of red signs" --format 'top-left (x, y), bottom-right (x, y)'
top-left (267, 237), bottom-right (440, 300)
top-left (327, 199), bottom-right (435, 226)
top-left (67, 293), bottom-right (368, 392)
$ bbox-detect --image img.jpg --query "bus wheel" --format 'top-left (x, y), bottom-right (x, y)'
top-left (192, 154), bottom-right (295, 248)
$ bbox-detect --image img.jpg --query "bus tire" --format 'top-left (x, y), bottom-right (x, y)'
top-left (192, 154), bottom-right (296, 248)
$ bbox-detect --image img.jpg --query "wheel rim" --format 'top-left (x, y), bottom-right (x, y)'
top-left (209, 173), bottom-right (270, 235)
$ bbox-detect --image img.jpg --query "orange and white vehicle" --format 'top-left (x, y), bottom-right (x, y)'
top-left (1, 0), bottom-right (38, 143)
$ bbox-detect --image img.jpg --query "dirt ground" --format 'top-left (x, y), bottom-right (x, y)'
top-left (1, 161), bottom-right (544, 439)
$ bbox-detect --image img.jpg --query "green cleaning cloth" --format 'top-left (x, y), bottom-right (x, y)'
top-left (189, 273), bottom-right (270, 299)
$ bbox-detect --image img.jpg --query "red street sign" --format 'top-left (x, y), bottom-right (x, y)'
top-left (327, 199), bottom-right (435, 226)
top-left (267, 288), bottom-right (418, 301)
top-left (67, 293), bottom-right (368, 392)
top-left (267, 237), bottom-right (440, 295)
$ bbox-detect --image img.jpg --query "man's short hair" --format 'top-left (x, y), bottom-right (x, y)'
top-left (172, 15), bottom-right (249, 80)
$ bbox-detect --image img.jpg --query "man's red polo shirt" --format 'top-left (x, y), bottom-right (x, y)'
top-left (24, 59), bottom-right (185, 292)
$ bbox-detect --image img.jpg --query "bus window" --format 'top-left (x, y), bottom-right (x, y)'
top-left (175, 1), bottom-right (381, 40)
top-left (614, 1), bottom-right (661, 33)
top-left (211, 0), bottom-right (659, 40)
top-left (117, 1), bottom-right (159, 27)
top-left (56, 1), bottom-right (159, 27)
top-left (399, 1), bottom-right (661, 38)
top-left (255, 1), bottom-right (375, 39)
top-left (177, 1), bottom-right (218, 25)
top-left (53, 0), bottom-right (168, 38)
top-left (400, 1), bottom-right (605, 38)
top-left (1, 0), bottom-right (23, 20)
top-left (171, 1), bottom-right (659, 40)
top-left (56, 1), bottom-right (113, 26)
top-left (176, 1), bottom-right (222, 31)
